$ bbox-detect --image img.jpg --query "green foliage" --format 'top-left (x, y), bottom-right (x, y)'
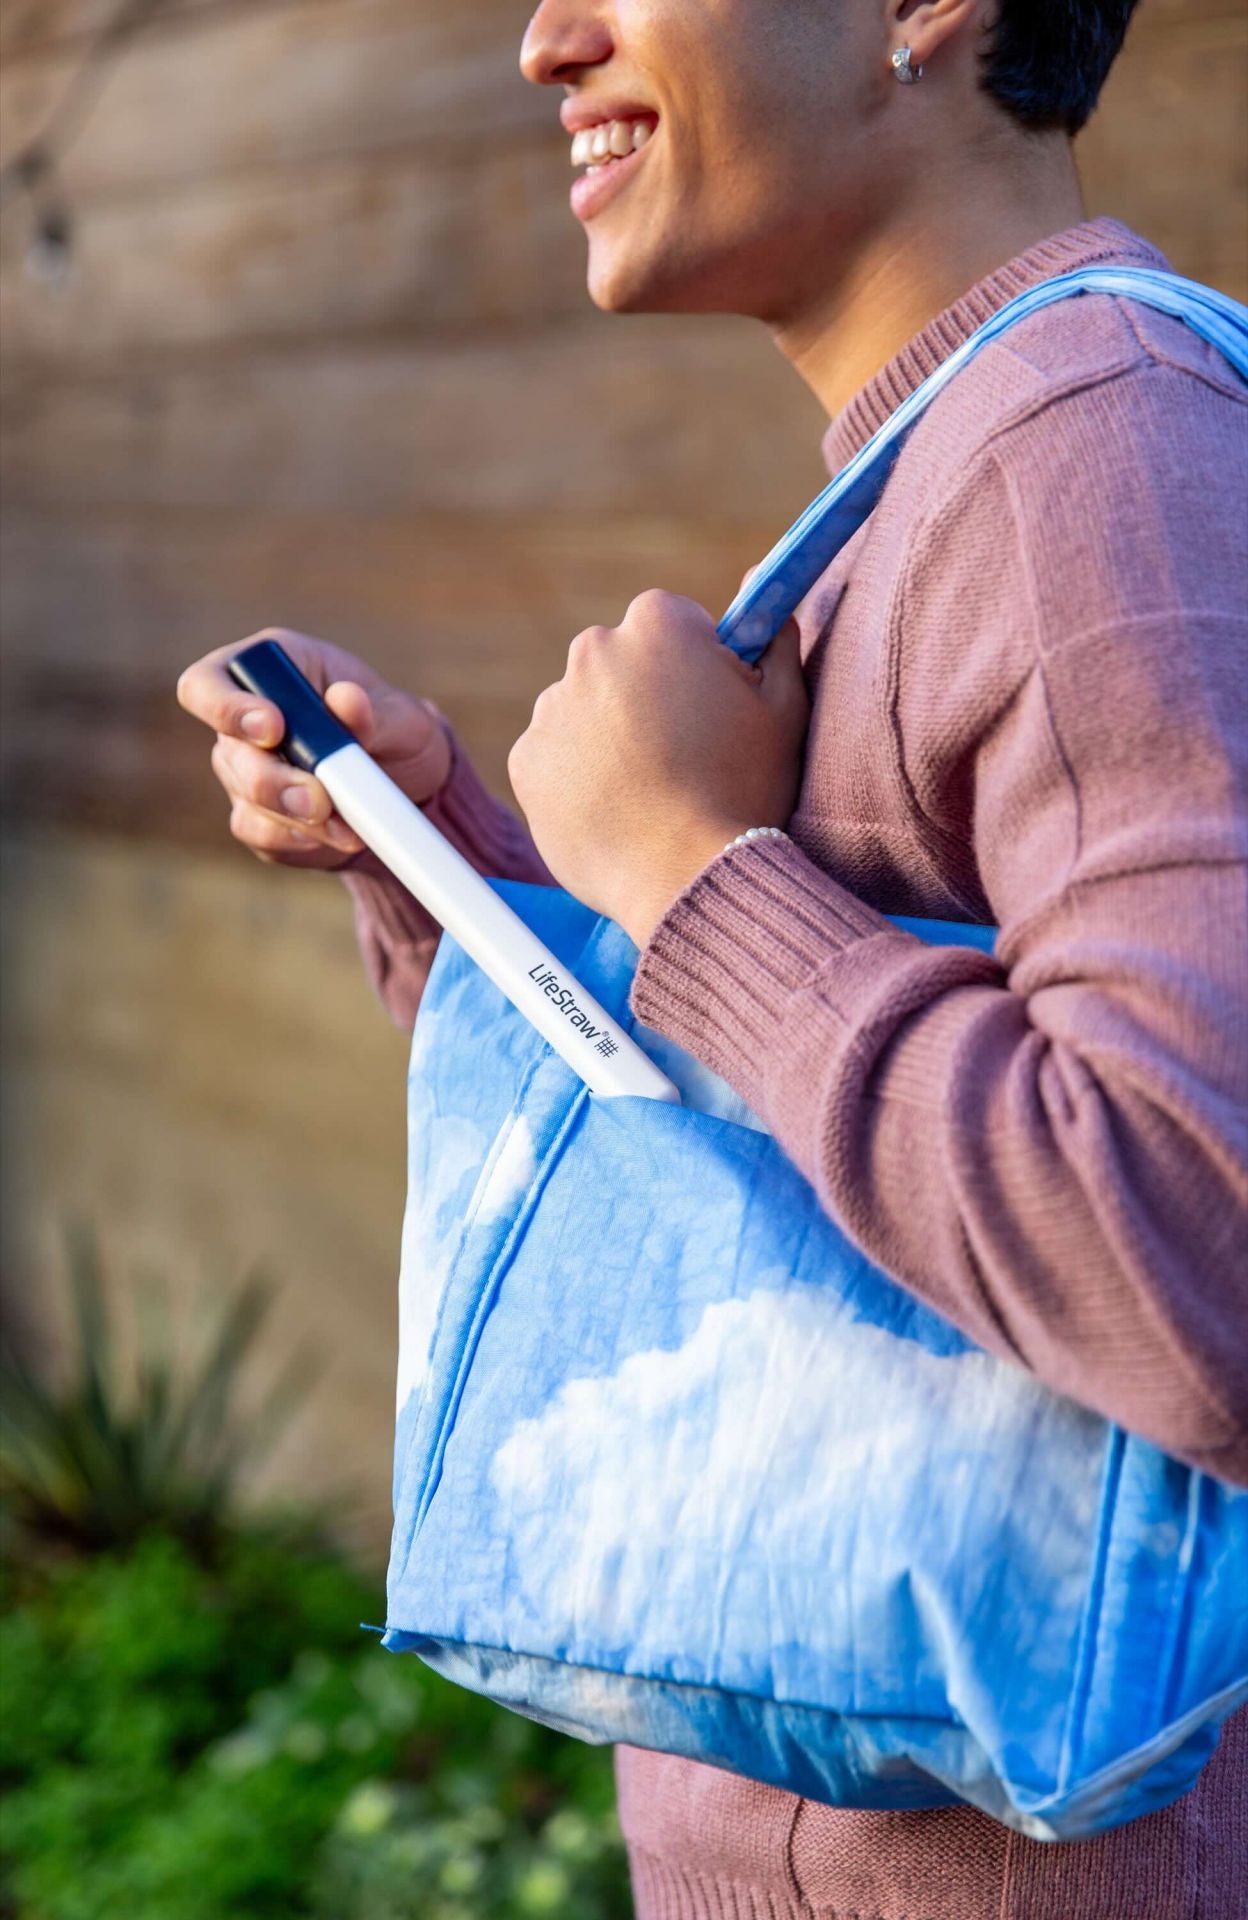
top-left (0, 1529), bottom-right (629, 1920)
top-left (0, 1232), bottom-right (312, 1558)
top-left (0, 1246), bottom-right (629, 1917)
top-left (314, 1780), bottom-right (626, 1920)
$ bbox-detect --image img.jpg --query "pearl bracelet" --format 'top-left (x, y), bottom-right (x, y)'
top-left (721, 825), bottom-right (790, 857)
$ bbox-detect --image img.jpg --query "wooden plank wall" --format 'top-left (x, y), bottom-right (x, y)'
top-left (0, 0), bottom-right (1243, 1540)
top-left (1, 0), bottom-right (1244, 838)
top-left (0, 0), bottom-right (823, 839)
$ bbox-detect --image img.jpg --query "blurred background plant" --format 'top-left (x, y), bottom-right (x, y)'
top-left (0, 1228), bottom-right (312, 1559)
top-left (0, 1237), bottom-right (628, 1920)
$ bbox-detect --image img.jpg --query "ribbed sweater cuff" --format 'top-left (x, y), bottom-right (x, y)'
top-left (340, 858), bottom-right (436, 949)
top-left (630, 837), bottom-right (900, 1110)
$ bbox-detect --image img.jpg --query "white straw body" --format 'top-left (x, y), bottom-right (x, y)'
top-left (318, 744), bottom-right (681, 1104)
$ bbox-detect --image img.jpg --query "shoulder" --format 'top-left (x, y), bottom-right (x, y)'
top-left (906, 286), bottom-right (1247, 506)
top-left (870, 286), bottom-right (1247, 815)
top-left (902, 284), bottom-right (1244, 483)
top-left (891, 290), bottom-right (1247, 644)
top-left (989, 292), bottom-right (1244, 492)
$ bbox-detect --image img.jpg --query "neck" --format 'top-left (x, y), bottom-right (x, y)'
top-left (773, 133), bottom-right (1085, 419)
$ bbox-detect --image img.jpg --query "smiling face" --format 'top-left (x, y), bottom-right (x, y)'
top-left (520, 0), bottom-right (897, 325)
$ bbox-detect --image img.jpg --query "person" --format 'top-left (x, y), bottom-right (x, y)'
top-left (178, 0), bottom-right (1248, 1912)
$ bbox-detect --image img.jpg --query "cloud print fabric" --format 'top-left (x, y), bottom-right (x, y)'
top-left (382, 882), bottom-right (1248, 1842)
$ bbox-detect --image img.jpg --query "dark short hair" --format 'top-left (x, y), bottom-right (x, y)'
top-left (981, 0), bottom-right (1142, 137)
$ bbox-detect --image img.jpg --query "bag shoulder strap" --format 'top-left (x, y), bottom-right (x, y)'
top-left (718, 267), bottom-right (1248, 662)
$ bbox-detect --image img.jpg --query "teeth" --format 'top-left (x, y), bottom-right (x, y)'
top-left (569, 117), bottom-right (655, 169)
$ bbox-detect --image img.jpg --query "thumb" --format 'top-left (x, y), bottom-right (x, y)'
top-left (327, 680), bottom-right (452, 803)
top-left (324, 679), bottom-right (375, 744)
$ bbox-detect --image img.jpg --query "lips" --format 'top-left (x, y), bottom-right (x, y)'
top-left (569, 134), bottom-right (654, 222)
top-left (560, 99), bottom-right (658, 136)
top-left (566, 110), bottom-right (658, 224)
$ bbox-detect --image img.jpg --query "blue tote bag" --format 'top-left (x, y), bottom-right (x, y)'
top-left (381, 271), bottom-right (1248, 1841)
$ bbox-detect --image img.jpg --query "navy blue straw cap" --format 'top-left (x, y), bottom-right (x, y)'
top-left (227, 639), bottom-right (357, 773)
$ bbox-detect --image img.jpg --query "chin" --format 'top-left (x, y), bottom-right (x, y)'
top-left (589, 279), bottom-right (657, 315)
top-left (586, 244), bottom-right (725, 317)
top-left (587, 248), bottom-right (661, 313)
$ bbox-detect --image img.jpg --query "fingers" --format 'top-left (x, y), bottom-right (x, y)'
top-left (177, 628), bottom-right (369, 750)
top-left (324, 679), bottom-right (376, 745)
top-left (756, 620), bottom-right (809, 718)
top-left (212, 736), bottom-right (361, 857)
top-left (343, 683), bottom-right (453, 805)
top-left (227, 797), bottom-right (357, 869)
top-left (177, 638), bottom-right (287, 749)
top-left (625, 587), bottom-right (709, 627)
top-left (211, 735), bottom-right (319, 827)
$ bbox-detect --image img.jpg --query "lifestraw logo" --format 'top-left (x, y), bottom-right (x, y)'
top-left (527, 964), bottom-right (610, 1048)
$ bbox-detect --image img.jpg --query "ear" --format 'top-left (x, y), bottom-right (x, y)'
top-left (887, 0), bottom-right (987, 75)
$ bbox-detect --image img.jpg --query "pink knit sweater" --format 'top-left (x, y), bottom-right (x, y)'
top-left (345, 219), bottom-right (1248, 1918)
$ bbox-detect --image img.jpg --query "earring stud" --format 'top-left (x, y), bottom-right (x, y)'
top-left (891, 46), bottom-right (923, 85)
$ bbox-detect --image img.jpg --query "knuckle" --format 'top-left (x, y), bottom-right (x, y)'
top-left (398, 693), bottom-right (442, 760)
top-left (508, 729), bottom-right (532, 787)
top-left (253, 810), bottom-right (286, 852)
top-left (394, 688), bottom-right (429, 733)
top-left (177, 661), bottom-right (216, 717)
top-left (243, 759), bottom-right (275, 807)
top-left (629, 588), bottom-right (679, 625)
top-left (568, 624), bottom-right (607, 662)
top-left (231, 801), bottom-right (280, 855)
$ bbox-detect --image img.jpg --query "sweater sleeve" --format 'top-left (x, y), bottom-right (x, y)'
top-left (342, 723), bottom-right (552, 1031)
top-left (631, 381), bottom-right (1248, 1483)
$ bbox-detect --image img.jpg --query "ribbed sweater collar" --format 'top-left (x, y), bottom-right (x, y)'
top-left (821, 216), bottom-right (1167, 475)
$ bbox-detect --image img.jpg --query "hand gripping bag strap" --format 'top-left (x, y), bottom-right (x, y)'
top-left (385, 266), bottom-right (1248, 1842)
top-left (719, 267), bottom-right (1248, 660)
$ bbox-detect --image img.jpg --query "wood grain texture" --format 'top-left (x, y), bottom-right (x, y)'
top-left (0, 321), bottom-right (826, 518)
top-left (0, 504), bottom-right (777, 832)
top-left (0, 0), bottom-right (546, 199)
top-left (1078, 10), bottom-right (1248, 303)
top-left (0, 138), bottom-right (587, 362)
top-left (0, 0), bottom-right (232, 57)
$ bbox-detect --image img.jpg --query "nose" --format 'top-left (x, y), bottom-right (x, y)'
top-left (520, 0), bottom-right (613, 86)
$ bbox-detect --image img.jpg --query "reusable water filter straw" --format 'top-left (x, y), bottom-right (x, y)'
top-left (228, 640), bottom-right (682, 1104)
